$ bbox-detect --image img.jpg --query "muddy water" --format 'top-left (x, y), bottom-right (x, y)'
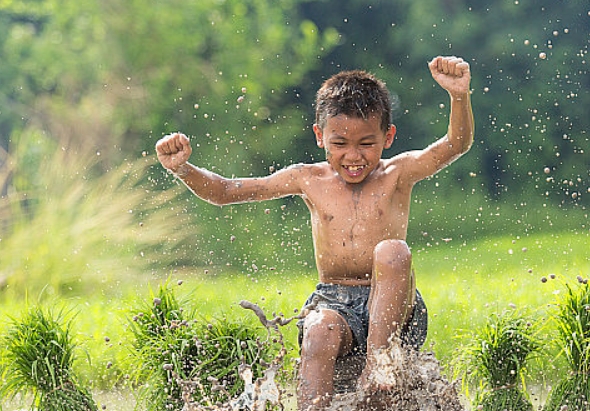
top-left (326, 344), bottom-right (463, 411)
top-left (178, 301), bottom-right (464, 411)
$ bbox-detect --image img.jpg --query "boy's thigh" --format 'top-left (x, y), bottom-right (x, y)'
top-left (297, 284), bottom-right (371, 355)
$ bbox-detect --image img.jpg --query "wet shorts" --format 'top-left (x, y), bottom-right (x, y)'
top-left (297, 283), bottom-right (428, 354)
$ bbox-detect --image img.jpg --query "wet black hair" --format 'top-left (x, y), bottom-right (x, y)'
top-left (315, 70), bottom-right (392, 133)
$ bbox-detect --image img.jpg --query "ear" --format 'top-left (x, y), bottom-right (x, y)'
top-left (313, 124), bottom-right (325, 148)
top-left (384, 124), bottom-right (396, 149)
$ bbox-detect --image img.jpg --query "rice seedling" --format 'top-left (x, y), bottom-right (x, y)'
top-left (543, 280), bottom-right (590, 411)
top-left (127, 280), bottom-right (279, 411)
top-left (0, 306), bottom-right (97, 411)
top-left (453, 309), bottom-right (542, 411)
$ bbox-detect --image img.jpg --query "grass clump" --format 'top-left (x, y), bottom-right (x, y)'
top-left (127, 280), bottom-right (279, 411)
top-left (453, 310), bottom-right (541, 411)
top-left (543, 280), bottom-right (590, 411)
top-left (0, 134), bottom-right (193, 299)
top-left (0, 306), bottom-right (97, 411)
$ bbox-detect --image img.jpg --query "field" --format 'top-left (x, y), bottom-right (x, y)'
top-left (1, 229), bottom-right (588, 410)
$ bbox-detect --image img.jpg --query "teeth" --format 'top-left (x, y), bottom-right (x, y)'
top-left (347, 165), bottom-right (363, 171)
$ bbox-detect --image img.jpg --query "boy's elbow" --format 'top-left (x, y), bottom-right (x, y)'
top-left (205, 197), bottom-right (229, 207)
top-left (192, 185), bottom-right (233, 206)
top-left (204, 191), bottom-right (238, 206)
top-left (446, 133), bottom-right (473, 156)
top-left (461, 136), bottom-right (474, 153)
top-left (204, 178), bottom-right (244, 206)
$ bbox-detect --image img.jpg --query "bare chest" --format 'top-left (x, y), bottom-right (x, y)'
top-left (304, 180), bottom-right (410, 242)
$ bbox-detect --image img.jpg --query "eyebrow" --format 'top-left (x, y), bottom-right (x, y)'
top-left (328, 133), bottom-right (379, 141)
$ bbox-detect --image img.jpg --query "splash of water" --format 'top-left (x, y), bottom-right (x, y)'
top-left (326, 341), bottom-right (463, 411)
top-left (176, 299), bottom-right (302, 410)
top-left (177, 299), bottom-right (463, 411)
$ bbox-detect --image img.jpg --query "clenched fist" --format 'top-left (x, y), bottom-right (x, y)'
top-left (428, 56), bottom-right (471, 98)
top-left (155, 132), bottom-right (192, 172)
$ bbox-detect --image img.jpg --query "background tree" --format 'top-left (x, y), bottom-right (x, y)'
top-left (0, 0), bottom-right (587, 275)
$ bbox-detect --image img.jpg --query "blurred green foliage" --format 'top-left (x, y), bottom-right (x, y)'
top-left (0, 0), bottom-right (588, 292)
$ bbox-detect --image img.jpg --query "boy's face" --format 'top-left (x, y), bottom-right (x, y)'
top-left (314, 114), bottom-right (396, 184)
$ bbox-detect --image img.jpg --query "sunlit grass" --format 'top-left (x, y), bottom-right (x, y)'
top-left (0, 134), bottom-right (193, 299)
top-left (414, 230), bottom-right (589, 361)
top-left (0, 230), bottom-right (588, 409)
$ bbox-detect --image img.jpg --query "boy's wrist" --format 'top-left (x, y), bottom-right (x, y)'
top-left (448, 90), bottom-right (471, 101)
top-left (169, 163), bottom-right (191, 178)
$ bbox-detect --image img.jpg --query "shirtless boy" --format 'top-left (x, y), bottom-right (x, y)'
top-left (155, 56), bottom-right (474, 410)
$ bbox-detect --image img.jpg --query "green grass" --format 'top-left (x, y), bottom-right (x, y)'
top-left (542, 282), bottom-right (590, 410)
top-left (0, 231), bottom-right (587, 409)
top-left (0, 306), bottom-right (97, 411)
top-left (0, 134), bottom-right (193, 299)
top-left (452, 310), bottom-right (541, 411)
top-left (413, 230), bottom-right (589, 360)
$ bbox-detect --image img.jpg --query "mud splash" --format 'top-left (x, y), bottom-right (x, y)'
top-left (327, 343), bottom-right (463, 411)
top-left (176, 300), bottom-right (300, 410)
top-left (178, 300), bottom-right (463, 411)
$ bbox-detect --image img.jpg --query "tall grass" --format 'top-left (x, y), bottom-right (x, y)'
top-left (0, 133), bottom-right (192, 298)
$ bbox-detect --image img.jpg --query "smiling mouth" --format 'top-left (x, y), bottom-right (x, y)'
top-left (343, 165), bottom-right (366, 175)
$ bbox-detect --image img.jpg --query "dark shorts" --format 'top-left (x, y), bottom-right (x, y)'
top-left (297, 283), bottom-right (428, 354)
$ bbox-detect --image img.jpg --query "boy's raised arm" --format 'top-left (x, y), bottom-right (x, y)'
top-left (397, 56), bottom-right (474, 185)
top-left (155, 133), bottom-right (303, 205)
top-left (429, 56), bottom-right (474, 155)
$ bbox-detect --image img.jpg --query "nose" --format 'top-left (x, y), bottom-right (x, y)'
top-left (344, 147), bottom-right (362, 162)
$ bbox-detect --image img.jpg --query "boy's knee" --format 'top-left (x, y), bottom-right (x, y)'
top-left (373, 239), bottom-right (412, 269)
top-left (301, 310), bottom-right (350, 359)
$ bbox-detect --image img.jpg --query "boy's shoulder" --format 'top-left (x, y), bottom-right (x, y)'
top-left (381, 150), bottom-right (424, 171)
top-left (287, 161), bottom-right (332, 177)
